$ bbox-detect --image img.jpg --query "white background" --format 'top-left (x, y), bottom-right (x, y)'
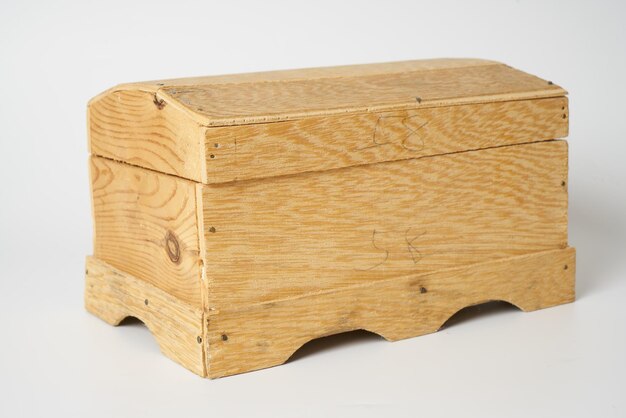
top-left (1, 1), bottom-right (625, 417)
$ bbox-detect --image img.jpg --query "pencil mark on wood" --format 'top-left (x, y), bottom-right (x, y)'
top-left (355, 116), bottom-right (392, 151)
top-left (356, 229), bottom-right (389, 271)
top-left (356, 115), bottom-right (428, 152)
top-left (400, 118), bottom-right (428, 151)
top-left (405, 228), bottom-right (427, 265)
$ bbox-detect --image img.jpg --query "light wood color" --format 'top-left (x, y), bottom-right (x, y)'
top-left (204, 97), bottom-right (568, 183)
top-left (90, 156), bottom-right (203, 306)
top-left (207, 247), bottom-right (575, 378)
top-left (84, 247), bottom-right (575, 378)
top-left (85, 256), bottom-right (205, 376)
top-left (88, 89), bottom-right (207, 183)
top-left (163, 62), bottom-right (565, 125)
top-left (89, 140), bottom-right (569, 328)
top-left (202, 141), bottom-right (569, 309)
top-left (88, 59), bottom-right (567, 183)
top-left (85, 58), bottom-right (574, 378)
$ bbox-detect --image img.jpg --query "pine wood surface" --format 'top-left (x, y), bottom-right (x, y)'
top-left (89, 140), bottom-right (570, 310)
top-left (85, 256), bottom-right (205, 376)
top-left (90, 156), bottom-right (203, 306)
top-left (161, 63), bottom-right (565, 125)
top-left (202, 141), bottom-right (569, 309)
top-left (84, 247), bottom-right (575, 378)
top-left (203, 97), bottom-right (568, 183)
top-left (88, 59), bottom-right (567, 183)
top-left (88, 89), bottom-right (208, 183)
top-left (88, 58), bottom-right (502, 104)
top-left (207, 247), bottom-right (575, 378)
top-left (85, 58), bottom-right (574, 378)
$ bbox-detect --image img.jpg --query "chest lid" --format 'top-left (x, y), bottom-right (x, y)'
top-left (88, 58), bottom-right (568, 184)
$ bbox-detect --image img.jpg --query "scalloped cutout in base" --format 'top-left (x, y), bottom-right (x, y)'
top-left (85, 247), bottom-right (574, 378)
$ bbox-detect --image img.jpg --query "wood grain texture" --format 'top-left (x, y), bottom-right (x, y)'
top-left (90, 156), bottom-right (202, 306)
top-left (202, 141), bottom-right (569, 309)
top-left (85, 59), bottom-right (574, 379)
top-left (204, 97), bottom-right (568, 183)
top-left (85, 256), bottom-right (205, 376)
top-left (162, 62), bottom-right (565, 126)
top-left (207, 247), bottom-right (575, 378)
top-left (88, 89), bottom-right (207, 182)
top-left (88, 59), bottom-right (566, 183)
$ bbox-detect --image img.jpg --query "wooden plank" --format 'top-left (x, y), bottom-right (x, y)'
top-left (85, 256), bottom-right (206, 376)
top-left (207, 247), bottom-right (575, 378)
top-left (88, 89), bottom-right (207, 183)
top-left (90, 156), bottom-right (203, 306)
top-left (162, 62), bottom-right (565, 126)
top-left (202, 141), bottom-right (569, 309)
top-left (204, 97), bottom-right (568, 183)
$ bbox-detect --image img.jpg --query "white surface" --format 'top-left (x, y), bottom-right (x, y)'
top-left (1, 1), bottom-right (625, 416)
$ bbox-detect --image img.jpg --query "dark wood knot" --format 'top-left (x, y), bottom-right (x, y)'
top-left (165, 231), bottom-right (181, 264)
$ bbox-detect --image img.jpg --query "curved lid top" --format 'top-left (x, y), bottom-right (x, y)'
top-left (88, 59), bottom-right (568, 183)
top-left (97, 58), bottom-right (566, 127)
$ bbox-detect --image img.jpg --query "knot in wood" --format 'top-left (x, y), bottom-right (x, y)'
top-left (165, 231), bottom-right (181, 264)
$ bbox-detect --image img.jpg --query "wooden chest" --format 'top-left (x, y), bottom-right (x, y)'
top-left (85, 58), bottom-right (575, 378)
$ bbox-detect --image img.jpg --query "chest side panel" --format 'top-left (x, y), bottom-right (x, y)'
top-left (202, 140), bottom-right (568, 309)
top-left (88, 89), bottom-right (206, 182)
top-left (90, 156), bottom-right (203, 306)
